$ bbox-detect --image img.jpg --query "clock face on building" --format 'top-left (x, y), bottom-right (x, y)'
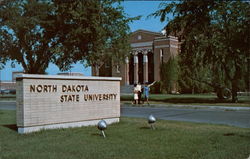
top-left (137, 35), bottom-right (142, 40)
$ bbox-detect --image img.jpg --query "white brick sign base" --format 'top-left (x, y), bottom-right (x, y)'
top-left (16, 74), bottom-right (121, 134)
top-left (18, 118), bottom-right (119, 134)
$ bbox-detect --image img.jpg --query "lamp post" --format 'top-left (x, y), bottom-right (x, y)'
top-left (97, 120), bottom-right (107, 138)
top-left (69, 65), bottom-right (73, 76)
top-left (248, 58), bottom-right (250, 96)
top-left (148, 114), bottom-right (156, 130)
top-left (0, 69), bottom-right (1, 95)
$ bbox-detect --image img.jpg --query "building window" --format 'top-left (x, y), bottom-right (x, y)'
top-left (137, 35), bottom-right (142, 40)
top-left (116, 65), bottom-right (120, 73)
top-left (160, 49), bottom-right (164, 63)
top-left (105, 63), bottom-right (110, 68)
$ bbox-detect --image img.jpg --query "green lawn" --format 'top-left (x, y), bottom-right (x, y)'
top-left (1, 94), bottom-right (250, 107)
top-left (121, 94), bottom-right (250, 107)
top-left (1, 110), bottom-right (250, 159)
top-left (0, 94), bottom-right (16, 101)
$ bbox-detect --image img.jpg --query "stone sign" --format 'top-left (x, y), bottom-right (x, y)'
top-left (16, 74), bottom-right (121, 134)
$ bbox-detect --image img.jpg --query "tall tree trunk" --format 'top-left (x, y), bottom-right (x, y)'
top-left (231, 79), bottom-right (238, 103)
top-left (26, 64), bottom-right (46, 74)
top-left (231, 63), bottom-right (241, 103)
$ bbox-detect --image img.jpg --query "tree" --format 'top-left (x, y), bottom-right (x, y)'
top-left (53, 0), bottom-right (136, 71)
top-left (0, 0), bottom-right (135, 73)
top-left (0, 56), bottom-right (7, 70)
top-left (153, 0), bottom-right (250, 102)
top-left (0, 0), bottom-right (59, 73)
top-left (160, 57), bottom-right (179, 93)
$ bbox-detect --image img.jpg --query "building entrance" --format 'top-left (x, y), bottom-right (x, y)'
top-left (128, 51), bottom-right (154, 85)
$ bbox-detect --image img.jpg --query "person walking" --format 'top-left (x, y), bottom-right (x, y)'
top-left (133, 84), bottom-right (139, 104)
top-left (143, 81), bottom-right (156, 105)
top-left (137, 83), bottom-right (142, 104)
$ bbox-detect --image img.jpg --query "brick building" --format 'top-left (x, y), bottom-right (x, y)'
top-left (0, 72), bottom-right (23, 92)
top-left (92, 29), bottom-right (180, 86)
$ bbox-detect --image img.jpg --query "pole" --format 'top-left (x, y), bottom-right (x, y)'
top-left (0, 69), bottom-right (1, 95)
top-left (150, 124), bottom-right (155, 130)
top-left (248, 58), bottom-right (250, 96)
top-left (101, 130), bottom-right (106, 138)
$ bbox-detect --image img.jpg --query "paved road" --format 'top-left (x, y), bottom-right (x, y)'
top-left (121, 105), bottom-right (250, 128)
top-left (1, 101), bottom-right (250, 128)
top-left (0, 101), bottom-right (16, 110)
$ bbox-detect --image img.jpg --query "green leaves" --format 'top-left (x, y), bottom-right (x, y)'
top-left (0, 0), bottom-right (135, 73)
top-left (154, 0), bottom-right (249, 99)
top-left (161, 57), bottom-right (180, 93)
top-left (53, 0), bottom-right (135, 69)
top-left (0, 0), bottom-right (59, 73)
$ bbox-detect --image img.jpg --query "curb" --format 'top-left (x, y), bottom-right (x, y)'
top-left (167, 105), bottom-right (250, 111)
top-left (122, 103), bottom-right (250, 111)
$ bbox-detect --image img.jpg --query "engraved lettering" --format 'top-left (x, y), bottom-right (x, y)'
top-left (44, 85), bottom-right (48, 92)
top-left (62, 85), bottom-right (67, 92)
top-left (30, 85), bottom-right (36, 92)
top-left (37, 85), bottom-right (42, 92)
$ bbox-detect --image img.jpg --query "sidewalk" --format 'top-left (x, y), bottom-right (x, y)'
top-left (122, 103), bottom-right (250, 111)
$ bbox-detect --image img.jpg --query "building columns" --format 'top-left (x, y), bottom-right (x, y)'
top-left (125, 57), bottom-right (130, 85)
top-left (143, 50), bottom-right (148, 84)
top-left (133, 52), bottom-right (139, 84)
top-left (131, 49), bottom-right (150, 84)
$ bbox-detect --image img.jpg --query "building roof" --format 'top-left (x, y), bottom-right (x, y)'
top-left (131, 29), bottom-right (162, 36)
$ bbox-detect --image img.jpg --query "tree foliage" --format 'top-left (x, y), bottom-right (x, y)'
top-left (53, 0), bottom-right (136, 70)
top-left (0, 0), bottom-right (57, 73)
top-left (160, 57), bottom-right (179, 93)
top-left (0, 0), bottom-right (136, 73)
top-left (153, 0), bottom-right (250, 102)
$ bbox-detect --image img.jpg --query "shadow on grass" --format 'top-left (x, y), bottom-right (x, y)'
top-left (223, 133), bottom-right (250, 139)
top-left (3, 124), bottom-right (17, 132)
top-left (139, 126), bottom-right (151, 130)
top-left (91, 133), bottom-right (102, 137)
top-left (223, 133), bottom-right (235, 136)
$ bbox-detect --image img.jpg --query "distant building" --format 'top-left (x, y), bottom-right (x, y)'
top-left (0, 81), bottom-right (16, 91)
top-left (0, 72), bottom-right (23, 91)
top-left (0, 72), bottom-right (85, 92)
top-left (92, 29), bottom-right (180, 86)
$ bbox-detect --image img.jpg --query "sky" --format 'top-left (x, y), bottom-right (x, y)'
top-left (0, 1), bottom-right (167, 81)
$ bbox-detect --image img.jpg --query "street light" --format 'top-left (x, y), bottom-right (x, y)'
top-left (248, 58), bottom-right (250, 96)
top-left (148, 114), bottom-right (156, 130)
top-left (97, 120), bottom-right (107, 138)
top-left (69, 65), bottom-right (73, 76)
top-left (0, 69), bottom-right (1, 95)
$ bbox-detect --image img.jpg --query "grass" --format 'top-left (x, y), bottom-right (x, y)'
top-left (0, 94), bottom-right (16, 101)
top-left (121, 94), bottom-right (250, 107)
top-left (1, 94), bottom-right (250, 106)
top-left (1, 110), bottom-right (250, 159)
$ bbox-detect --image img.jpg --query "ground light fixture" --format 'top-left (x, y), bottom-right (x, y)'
top-left (97, 120), bottom-right (107, 138)
top-left (148, 114), bottom-right (156, 130)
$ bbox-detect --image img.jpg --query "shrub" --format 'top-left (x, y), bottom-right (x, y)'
top-left (150, 81), bottom-right (163, 94)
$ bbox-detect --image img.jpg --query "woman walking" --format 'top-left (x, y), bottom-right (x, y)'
top-left (133, 84), bottom-right (139, 104)
top-left (143, 81), bottom-right (156, 105)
